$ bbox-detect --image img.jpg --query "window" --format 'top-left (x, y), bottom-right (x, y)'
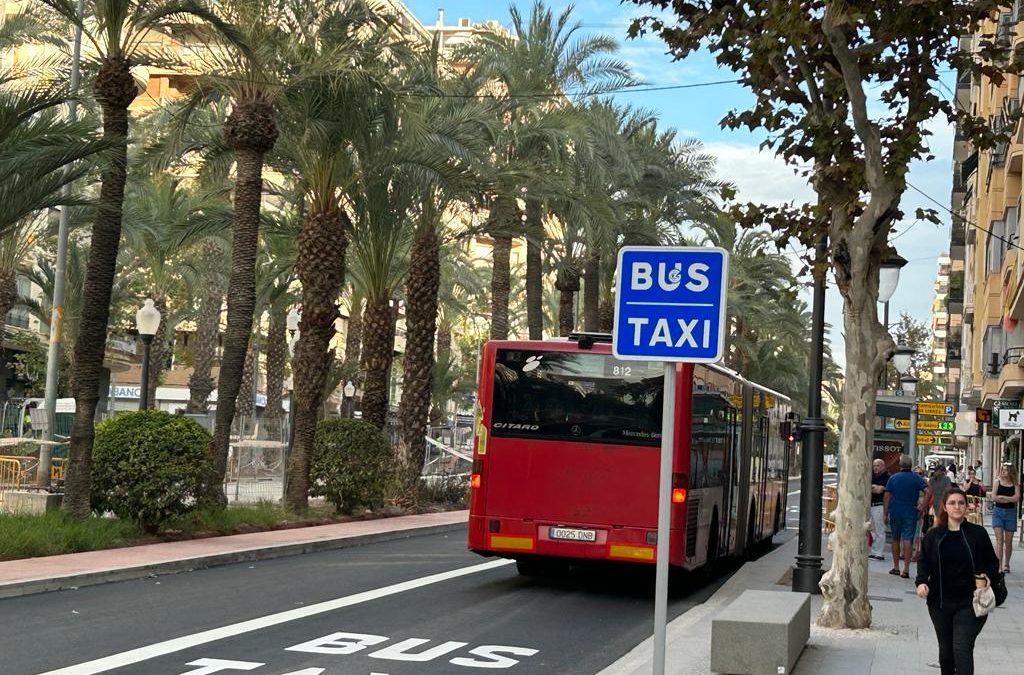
top-left (491, 349), bottom-right (664, 446)
top-left (987, 219), bottom-right (1006, 273)
top-left (1005, 206), bottom-right (1019, 251)
top-left (983, 326), bottom-right (1006, 375)
top-left (689, 394), bottom-right (734, 488)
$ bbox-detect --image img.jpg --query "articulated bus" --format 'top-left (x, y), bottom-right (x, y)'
top-left (467, 334), bottom-right (792, 574)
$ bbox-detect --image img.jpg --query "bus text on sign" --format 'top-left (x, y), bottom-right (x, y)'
top-left (612, 247), bottom-right (728, 362)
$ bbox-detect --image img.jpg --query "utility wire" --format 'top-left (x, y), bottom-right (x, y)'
top-left (907, 181), bottom-right (1024, 254)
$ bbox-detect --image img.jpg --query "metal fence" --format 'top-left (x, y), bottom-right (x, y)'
top-left (225, 414), bottom-right (288, 504)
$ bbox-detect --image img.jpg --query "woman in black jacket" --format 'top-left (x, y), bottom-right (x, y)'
top-left (915, 487), bottom-right (1000, 675)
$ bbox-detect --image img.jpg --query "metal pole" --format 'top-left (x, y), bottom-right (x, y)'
top-left (652, 362), bottom-right (676, 675)
top-left (909, 403), bottom-right (918, 464)
top-left (139, 336), bottom-right (153, 411)
top-left (878, 302), bottom-right (889, 389)
top-left (38, 0), bottom-right (85, 488)
top-left (793, 234), bottom-right (827, 594)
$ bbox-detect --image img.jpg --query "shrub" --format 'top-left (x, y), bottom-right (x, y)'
top-left (311, 418), bottom-right (395, 513)
top-left (90, 411), bottom-right (212, 532)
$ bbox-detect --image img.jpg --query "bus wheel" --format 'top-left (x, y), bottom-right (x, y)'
top-left (773, 496), bottom-right (783, 534)
top-left (746, 503), bottom-right (757, 555)
top-left (515, 557), bottom-right (556, 577)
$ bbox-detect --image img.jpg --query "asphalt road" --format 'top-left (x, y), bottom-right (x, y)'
top-left (1, 529), bottom-right (743, 675)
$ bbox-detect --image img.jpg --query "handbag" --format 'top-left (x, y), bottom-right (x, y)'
top-left (973, 583), bottom-right (996, 617)
top-left (963, 529), bottom-right (1008, 611)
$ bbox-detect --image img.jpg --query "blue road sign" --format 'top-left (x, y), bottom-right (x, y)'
top-left (612, 246), bottom-right (729, 362)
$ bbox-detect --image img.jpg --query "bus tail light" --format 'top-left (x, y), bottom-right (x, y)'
top-left (672, 488), bottom-right (687, 503)
top-left (471, 459), bottom-right (483, 489)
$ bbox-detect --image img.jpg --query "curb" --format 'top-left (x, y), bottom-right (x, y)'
top-left (0, 521), bottom-right (467, 600)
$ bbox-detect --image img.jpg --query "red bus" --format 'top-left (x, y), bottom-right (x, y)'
top-left (467, 334), bottom-right (793, 574)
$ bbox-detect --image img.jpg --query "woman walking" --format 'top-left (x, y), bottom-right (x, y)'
top-left (991, 465), bottom-right (1020, 573)
top-left (915, 488), bottom-right (1000, 675)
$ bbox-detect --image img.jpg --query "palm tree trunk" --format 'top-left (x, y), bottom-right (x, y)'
top-left (206, 100), bottom-right (277, 503)
top-left (524, 197), bottom-right (544, 340)
top-left (264, 306), bottom-right (286, 420)
top-left (342, 287), bottom-right (363, 381)
top-left (360, 295), bottom-right (396, 430)
top-left (555, 268), bottom-right (580, 337)
top-left (430, 321), bottom-right (452, 427)
top-left (187, 264), bottom-right (223, 414)
top-left (285, 208), bottom-right (347, 512)
top-left (64, 56), bottom-right (136, 519)
top-left (0, 269), bottom-right (18, 325)
top-left (236, 343), bottom-right (256, 420)
top-left (598, 301), bottom-right (614, 333)
top-left (488, 197), bottom-right (514, 341)
top-left (583, 252), bottom-right (600, 332)
top-left (145, 294), bottom-right (168, 409)
top-left (398, 225), bottom-right (441, 489)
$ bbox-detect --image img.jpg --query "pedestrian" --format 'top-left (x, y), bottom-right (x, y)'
top-left (947, 461), bottom-right (957, 482)
top-left (991, 465), bottom-right (1020, 574)
top-left (870, 458), bottom-right (891, 561)
top-left (915, 487), bottom-right (1000, 675)
top-left (975, 459), bottom-right (984, 483)
top-left (930, 466), bottom-right (953, 521)
top-left (886, 454), bottom-right (930, 578)
top-left (960, 468), bottom-right (985, 498)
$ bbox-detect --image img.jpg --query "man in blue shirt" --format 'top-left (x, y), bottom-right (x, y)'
top-left (885, 454), bottom-right (929, 578)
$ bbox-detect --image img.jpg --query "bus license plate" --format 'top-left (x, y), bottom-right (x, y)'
top-left (549, 527), bottom-right (597, 542)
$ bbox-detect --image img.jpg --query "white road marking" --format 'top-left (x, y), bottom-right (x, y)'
top-left (39, 559), bottom-right (514, 675)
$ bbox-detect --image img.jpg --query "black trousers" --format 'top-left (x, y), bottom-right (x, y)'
top-left (928, 602), bottom-right (987, 675)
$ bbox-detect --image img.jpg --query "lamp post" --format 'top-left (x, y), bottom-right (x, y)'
top-left (877, 250), bottom-right (907, 389)
top-left (793, 234), bottom-right (828, 594)
top-left (893, 345), bottom-right (919, 461)
top-left (283, 309), bottom-right (300, 496)
top-left (344, 380), bottom-right (356, 418)
top-left (135, 299), bottom-right (161, 411)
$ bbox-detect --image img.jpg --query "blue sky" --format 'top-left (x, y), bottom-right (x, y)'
top-left (406, 1), bottom-right (955, 365)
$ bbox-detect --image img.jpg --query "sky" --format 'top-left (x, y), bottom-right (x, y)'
top-left (405, 1), bottom-right (955, 366)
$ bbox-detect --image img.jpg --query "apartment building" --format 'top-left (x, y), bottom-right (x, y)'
top-left (952, 7), bottom-right (1024, 471)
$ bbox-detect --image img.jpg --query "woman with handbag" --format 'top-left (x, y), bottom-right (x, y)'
top-left (915, 487), bottom-right (1001, 675)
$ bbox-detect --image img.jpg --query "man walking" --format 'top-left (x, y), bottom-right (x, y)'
top-left (885, 454), bottom-right (930, 578)
top-left (870, 458), bottom-right (890, 560)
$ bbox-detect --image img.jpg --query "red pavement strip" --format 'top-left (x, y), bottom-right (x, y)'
top-left (0, 510), bottom-right (468, 599)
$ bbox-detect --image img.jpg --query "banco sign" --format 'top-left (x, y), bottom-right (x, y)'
top-left (613, 246), bottom-right (729, 362)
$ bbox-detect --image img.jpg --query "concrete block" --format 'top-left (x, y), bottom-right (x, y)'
top-left (0, 491), bottom-right (63, 515)
top-left (710, 589), bottom-right (810, 675)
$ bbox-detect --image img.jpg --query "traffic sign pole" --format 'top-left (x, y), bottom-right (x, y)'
top-left (909, 404), bottom-right (918, 464)
top-left (653, 363), bottom-right (676, 675)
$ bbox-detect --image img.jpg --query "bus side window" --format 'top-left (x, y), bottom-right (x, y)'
top-left (691, 395), bottom-right (729, 489)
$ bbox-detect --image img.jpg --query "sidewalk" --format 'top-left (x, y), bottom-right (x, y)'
top-left (601, 526), bottom-right (1024, 674)
top-left (0, 510), bottom-right (467, 599)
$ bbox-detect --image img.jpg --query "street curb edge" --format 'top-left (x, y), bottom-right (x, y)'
top-left (0, 521), bottom-right (467, 600)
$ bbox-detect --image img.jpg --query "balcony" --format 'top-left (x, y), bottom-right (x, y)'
top-left (999, 346), bottom-right (1024, 399)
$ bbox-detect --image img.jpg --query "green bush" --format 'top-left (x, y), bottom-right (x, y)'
top-left (311, 418), bottom-right (395, 514)
top-left (90, 411), bottom-right (212, 532)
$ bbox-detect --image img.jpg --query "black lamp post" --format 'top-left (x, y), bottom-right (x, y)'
top-left (793, 234), bottom-right (828, 593)
top-left (136, 299), bottom-right (161, 411)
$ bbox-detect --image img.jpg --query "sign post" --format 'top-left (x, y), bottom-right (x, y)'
top-left (612, 246), bottom-right (729, 675)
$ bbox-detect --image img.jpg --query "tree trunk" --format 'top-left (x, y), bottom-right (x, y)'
top-left (583, 252), bottom-right (600, 332)
top-left (145, 294), bottom-right (168, 409)
top-left (187, 251), bottom-right (223, 414)
top-left (430, 321), bottom-right (452, 427)
top-left (236, 343), bottom-right (256, 420)
top-left (342, 288), bottom-right (363, 382)
top-left (285, 208), bottom-right (347, 513)
top-left (264, 306), bottom-right (287, 421)
top-left (206, 99), bottom-right (277, 505)
top-left (360, 295), bottom-right (396, 430)
top-left (399, 225), bottom-right (441, 489)
top-left (488, 197), bottom-right (514, 341)
top-left (524, 197), bottom-right (544, 340)
top-left (0, 270), bottom-right (18, 324)
top-left (555, 268), bottom-right (580, 337)
top-left (598, 301), bottom-right (614, 333)
top-left (64, 56), bottom-right (136, 519)
top-left (817, 225), bottom-right (893, 629)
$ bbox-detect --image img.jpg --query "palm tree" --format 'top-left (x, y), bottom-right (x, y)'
top-left (468, 1), bottom-right (632, 340)
top-left (395, 41), bottom-right (493, 490)
top-left (185, 240), bottom-right (227, 413)
top-left (40, 0), bottom-right (241, 516)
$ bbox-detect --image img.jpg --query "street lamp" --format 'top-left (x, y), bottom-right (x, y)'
top-left (793, 234), bottom-right (828, 594)
top-left (893, 346), bottom-right (919, 462)
top-left (878, 250), bottom-right (908, 305)
top-left (135, 299), bottom-right (161, 410)
top-left (344, 380), bottom-right (356, 418)
top-left (893, 344), bottom-right (916, 377)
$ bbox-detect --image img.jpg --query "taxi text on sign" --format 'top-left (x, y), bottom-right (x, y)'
top-left (612, 246), bottom-right (729, 362)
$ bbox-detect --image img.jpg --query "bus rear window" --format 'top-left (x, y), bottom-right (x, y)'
top-left (491, 349), bottom-right (664, 446)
